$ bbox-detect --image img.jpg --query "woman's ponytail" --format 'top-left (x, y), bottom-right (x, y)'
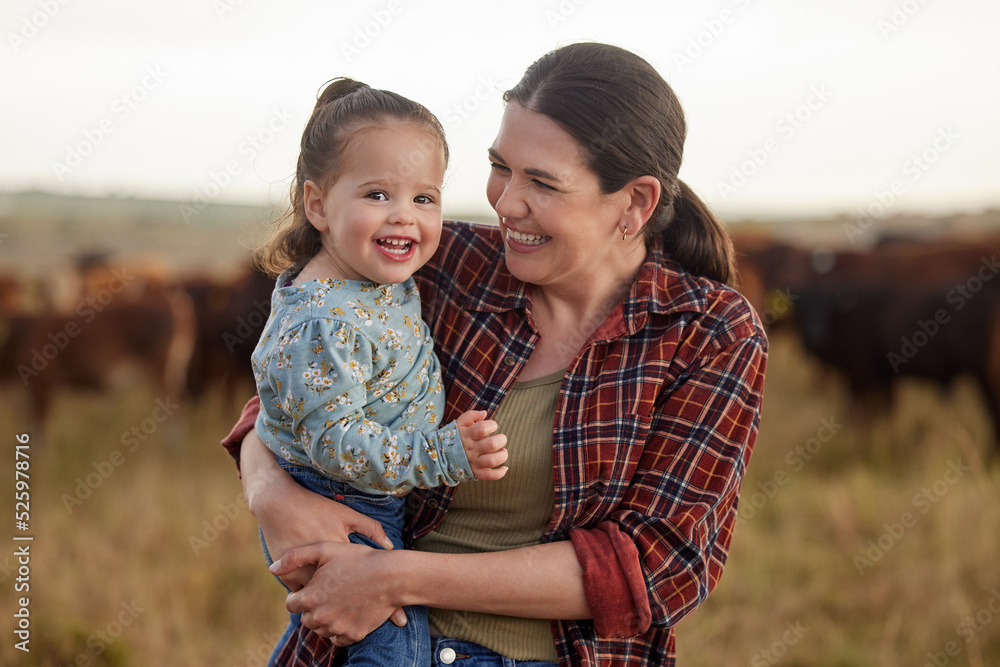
top-left (659, 180), bottom-right (736, 287)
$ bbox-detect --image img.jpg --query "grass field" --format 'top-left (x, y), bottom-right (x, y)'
top-left (1, 329), bottom-right (998, 666)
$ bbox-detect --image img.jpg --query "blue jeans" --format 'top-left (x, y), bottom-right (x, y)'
top-left (261, 456), bottom-right (430, 667)
top-left (429, 637), bottom-right (558, 666)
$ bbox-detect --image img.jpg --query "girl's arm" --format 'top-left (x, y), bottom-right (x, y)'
top-left (261, 319), bottom-right (477, 493)
top-left (270, 539), bottom-right (591, 644)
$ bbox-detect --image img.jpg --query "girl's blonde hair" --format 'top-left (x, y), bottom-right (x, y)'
top-left (255, 78), bottom-right (449, 277)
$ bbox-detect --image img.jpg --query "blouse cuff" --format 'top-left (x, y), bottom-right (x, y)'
top-left (569, 522), bottom-right (652, 638)
top-left (220, 395), bottom-right (261, 473)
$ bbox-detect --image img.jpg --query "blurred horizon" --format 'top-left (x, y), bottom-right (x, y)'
top-left (4, 185), bottom-right (1000, 224)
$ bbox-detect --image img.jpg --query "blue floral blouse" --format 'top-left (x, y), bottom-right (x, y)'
top-left (252, 273), bottom-right (475, 495)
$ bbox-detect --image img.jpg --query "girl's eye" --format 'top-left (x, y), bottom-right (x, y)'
top-left (414, 194), bottom-right (435, 205)
top-left (367, 191), bottom-right (388, 201)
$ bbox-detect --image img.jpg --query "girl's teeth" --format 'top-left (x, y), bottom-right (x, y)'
top-left (507, 229), bottom-right (549, 245)
top-left (378, 239), bottom-right (411, 254)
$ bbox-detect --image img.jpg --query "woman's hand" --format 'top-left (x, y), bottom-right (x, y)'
top-left (269, 541), bottom-right (402, 644)
top-left (240, 429), bottom-right (394, 591)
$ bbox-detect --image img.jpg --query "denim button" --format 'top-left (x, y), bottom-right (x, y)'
top-left (439, 646), bottom-right (456, 664)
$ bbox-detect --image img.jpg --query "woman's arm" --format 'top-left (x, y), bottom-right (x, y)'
top-left (270, 539), bottom-right (591, 643)
top-left (240, 428), bottom-right (395, 589)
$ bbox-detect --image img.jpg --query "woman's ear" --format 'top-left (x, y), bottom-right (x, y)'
top-left (302, 180), bottom-right (329, 232)
top-left (621, 175), bottom-right (661, 235)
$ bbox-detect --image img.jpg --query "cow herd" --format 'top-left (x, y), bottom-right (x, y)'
top-left (1, 229), bottom-right (999, 449)
top-left (0, 256), bottom-right (274, 436)
top-left (735, 231), bottom-right (1000, 446)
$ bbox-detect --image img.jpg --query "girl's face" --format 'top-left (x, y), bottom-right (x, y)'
top-left (486, 103), bottom-right (634, 292)
top-left (304, 122), bottom-right (445, 285)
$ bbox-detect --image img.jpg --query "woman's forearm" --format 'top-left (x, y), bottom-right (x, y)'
top-left (242, 428), bottom-right (395, 555)
top-left (239, 428), bottom-right (290, 521)
top-left (275, 523), bottom-right (590, 639)
top-left (393, 541), bottom-right (592, 620)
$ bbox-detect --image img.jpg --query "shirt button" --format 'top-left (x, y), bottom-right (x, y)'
top-left (439, 647), bottom-right (456, 664)
top-left (426, 498), bottom-right (439, 509)
top-left (503, 356), bottom-right (516, 366)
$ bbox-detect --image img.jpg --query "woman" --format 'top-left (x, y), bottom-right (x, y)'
top-left (223, 42), bottom-right (767, 666)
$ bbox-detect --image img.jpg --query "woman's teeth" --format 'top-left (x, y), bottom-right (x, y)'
top-left (378, 238), bottom-right (412, 254)
top-left (506, 229), bottom-right (550, 245)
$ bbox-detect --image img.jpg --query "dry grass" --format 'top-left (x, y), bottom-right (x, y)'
top-left (1, 332), bottom-right (998, 666)
top-left (0, 387), bottom-right (289, 667)
top-left (676, 331), bottom-right (1000, 666)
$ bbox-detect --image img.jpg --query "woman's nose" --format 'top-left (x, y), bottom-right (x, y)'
top-left (493, 182), bottom-right (528, 219)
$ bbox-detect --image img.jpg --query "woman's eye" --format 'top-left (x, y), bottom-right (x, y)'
top-left (531, 179), bottom-right (556, 191)
top-left (489, 161), bottom-right (510, 173)
top-left (367, 191), bottom-right (388, 201)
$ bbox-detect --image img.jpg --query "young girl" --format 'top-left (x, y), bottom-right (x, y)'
top-left (251, 78), bottom-right (509, 667)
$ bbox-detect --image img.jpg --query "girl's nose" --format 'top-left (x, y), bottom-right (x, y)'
top-left (389, 202), bottom-right (418, 226)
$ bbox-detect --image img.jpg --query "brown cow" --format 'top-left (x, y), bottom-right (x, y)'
top-left (786, 238), bottom-right (1000, 446)
top-left (182, 265), bottom-right (273, 412)
top-left (0, 259), bottom-right (195, 438)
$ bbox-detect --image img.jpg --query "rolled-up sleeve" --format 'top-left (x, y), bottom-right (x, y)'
top-left (220, 394), bottom-right (261, 473)
top-left (569, 522), bottom-right (651, 637)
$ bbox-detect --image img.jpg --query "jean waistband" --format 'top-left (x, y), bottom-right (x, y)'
top-left (429, 636), bottom-right (558, 666)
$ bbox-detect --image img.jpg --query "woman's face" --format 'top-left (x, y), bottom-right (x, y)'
top-left (486, 103), bottom-right (632, 292)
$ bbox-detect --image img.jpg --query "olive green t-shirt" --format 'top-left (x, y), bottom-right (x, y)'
top-left (413, 368), bottom-right (564, 663)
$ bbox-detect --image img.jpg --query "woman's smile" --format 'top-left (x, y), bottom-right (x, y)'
top-left (504, 226), bottom-right (552, 250)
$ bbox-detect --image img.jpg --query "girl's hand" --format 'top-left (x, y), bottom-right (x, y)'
top-left (269, 541), bottom-right (403, 644)
top-left (456, 410), bottom-right (509, 481)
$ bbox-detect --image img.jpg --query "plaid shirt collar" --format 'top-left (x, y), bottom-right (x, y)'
top-left (461, 239), bottom-right (709, 335)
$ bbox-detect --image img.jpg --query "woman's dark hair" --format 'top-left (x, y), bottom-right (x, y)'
top-left (504, 42), bottom-right (736, 286)
top-left (256, 78), bottom-right (449, 277)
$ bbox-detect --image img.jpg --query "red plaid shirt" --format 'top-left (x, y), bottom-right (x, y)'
top-left (222, 221), bottom-right (767, 666)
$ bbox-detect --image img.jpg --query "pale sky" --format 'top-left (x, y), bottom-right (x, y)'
top-left (2, 0), bottom-right (999, 220)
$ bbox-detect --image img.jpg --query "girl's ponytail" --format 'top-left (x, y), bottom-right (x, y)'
top-left (312, 77), bottom-right (368, 111)
top-left (660, 180), bottom-right (736, 287)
